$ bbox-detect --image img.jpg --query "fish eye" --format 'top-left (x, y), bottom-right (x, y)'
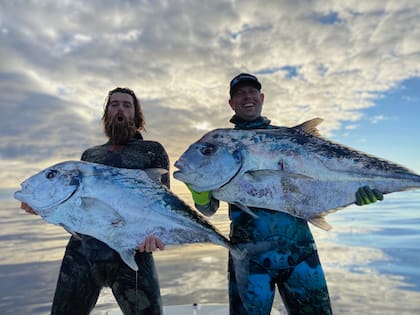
top-left (200, 144), bottom-right (216, 155)
top-left (46, 169), bottom-right (58, 179)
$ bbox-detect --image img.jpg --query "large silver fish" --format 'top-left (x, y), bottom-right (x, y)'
top-left (14, 160), bottom-right (242, 270)
top-left (174, 118), bottom-right (420, 230)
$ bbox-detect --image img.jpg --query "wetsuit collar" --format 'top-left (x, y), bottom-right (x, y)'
top-left (230, 115), bottom-right (271, 130)
top-left (107, 131), bottom-right (143, 151)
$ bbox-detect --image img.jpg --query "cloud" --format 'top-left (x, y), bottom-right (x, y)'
top-left (1, 0), bottom-right (419, 188)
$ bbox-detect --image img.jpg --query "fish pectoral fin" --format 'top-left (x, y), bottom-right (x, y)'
top-left (79, 197), bottom-right (124, 223)
top-left (60, 223), bottom-right (83, 240)
top-left (119, 249), bottom-right (139, 271)
top-left (233, 202), bottom-right (258, 218)
top-left (309, 215), bottom-right (332, 231)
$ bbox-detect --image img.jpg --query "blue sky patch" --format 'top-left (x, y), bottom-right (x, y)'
top-left (313, 11), bottom-right (341, 25)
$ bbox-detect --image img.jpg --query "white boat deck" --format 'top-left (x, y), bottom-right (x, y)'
top-left (102, 303), bottom-right (284, 315)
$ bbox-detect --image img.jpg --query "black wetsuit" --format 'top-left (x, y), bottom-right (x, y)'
top-left (51, 132), bottom-right (169, 315)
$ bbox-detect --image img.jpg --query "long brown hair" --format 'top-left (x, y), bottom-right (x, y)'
top-left (102, 87), bottom-right (145, 131)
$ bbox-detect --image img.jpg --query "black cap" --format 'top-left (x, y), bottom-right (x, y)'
top-left (229, 73), bottom-right (262, 97)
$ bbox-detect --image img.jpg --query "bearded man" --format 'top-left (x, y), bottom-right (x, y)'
top-left (22, 87), bottom-right (169, 315)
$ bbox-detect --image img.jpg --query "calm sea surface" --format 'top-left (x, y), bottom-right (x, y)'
top-left (1, 189), bottom-right (419, 314)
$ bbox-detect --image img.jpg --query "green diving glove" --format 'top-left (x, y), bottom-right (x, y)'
top-left (355, 186), bottom-right (384, 206)
top-left (185, 184), bottom-right (211, 206)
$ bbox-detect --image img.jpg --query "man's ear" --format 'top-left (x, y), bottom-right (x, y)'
top-left (228, 98), bottom-right (235, 111)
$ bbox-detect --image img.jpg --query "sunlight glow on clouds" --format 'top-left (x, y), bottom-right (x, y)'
top-left (194, 122), bottom-right (211, 131)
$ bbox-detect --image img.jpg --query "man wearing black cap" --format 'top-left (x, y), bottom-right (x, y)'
top-left (187, 73), bottom-right (382, 315)
top-left (228, 73), bottom-right (264, 123)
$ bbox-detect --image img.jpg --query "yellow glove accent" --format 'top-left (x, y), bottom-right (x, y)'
top-left (186, 184), bottom-right (211, 206)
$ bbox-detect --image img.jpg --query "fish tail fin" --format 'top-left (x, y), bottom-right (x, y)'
top-left (229, 246), bottom-right (251, 312)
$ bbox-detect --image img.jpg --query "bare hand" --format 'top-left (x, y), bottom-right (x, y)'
top-left (138, 235), bottom-right (165, 252)
top-left (21, 202), bottom-right (38, 215)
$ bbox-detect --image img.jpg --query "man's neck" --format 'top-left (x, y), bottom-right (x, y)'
top-left (230, 115), bottom-right (271, 129)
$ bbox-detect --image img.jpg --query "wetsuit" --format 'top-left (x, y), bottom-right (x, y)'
top-left (197, 116), bottom-right (332, 315)
top-left (51, 132), bottom-right (169, 315)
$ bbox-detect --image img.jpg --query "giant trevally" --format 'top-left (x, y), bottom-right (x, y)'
top-left (173, 118), bottom-right (420, 230)
top-left (14, 160), bottom-right (243, 270)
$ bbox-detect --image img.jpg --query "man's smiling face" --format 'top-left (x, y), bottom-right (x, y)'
top-left (229, 85), bottom-right (265, 121)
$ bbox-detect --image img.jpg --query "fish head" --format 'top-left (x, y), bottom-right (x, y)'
top-left (14, 162), bottom-right (81, 216)
top-left (174, 140), bottom-right (242, 192)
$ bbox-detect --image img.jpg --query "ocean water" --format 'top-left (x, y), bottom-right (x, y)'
top-left (1, 190), bottom-right (419, 314)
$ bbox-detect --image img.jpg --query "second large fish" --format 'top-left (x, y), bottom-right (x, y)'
top-left (174, 118), bottom-right (420, 230)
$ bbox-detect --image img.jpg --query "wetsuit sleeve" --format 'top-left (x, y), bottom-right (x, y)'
top-left (152, 143), bottom-right (170, 189)
top-left (80, 150), bottom-right (89, 162)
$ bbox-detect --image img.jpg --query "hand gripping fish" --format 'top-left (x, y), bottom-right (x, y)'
top-left (174, 118), bottom-right (420, 230)
top-left (14, 161), bottom-right (245, 270)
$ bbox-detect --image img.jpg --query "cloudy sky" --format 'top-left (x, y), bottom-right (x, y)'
top-left (1, 0), bottom-right (420, 193)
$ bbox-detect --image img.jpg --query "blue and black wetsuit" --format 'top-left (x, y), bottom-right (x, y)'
top-left (51, 132), bottom-right (169, 315)
top-left (197, 116), bottom-right (332, 315)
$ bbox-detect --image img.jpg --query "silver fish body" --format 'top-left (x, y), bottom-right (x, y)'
top-left (174, 118), bottom-right (420, 230)
top-left (14, 160), bottom-right (238, 270)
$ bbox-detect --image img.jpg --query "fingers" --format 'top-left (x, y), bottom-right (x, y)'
top-left (138, 235), bottom-right (165, 253)
top-left (372, 189), bottom-right (384, 201)
top-left (364, 186), bottom-right (378, 203)
top-left (355, 189), bottom-right (363, 206)
top-left (355, 186), bottom-right (384, 206)
top-left (155, 237), bottom-right (165, 251)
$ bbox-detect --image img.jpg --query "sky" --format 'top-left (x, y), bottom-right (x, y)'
top-left (1, 0), bottom-right (420, 193)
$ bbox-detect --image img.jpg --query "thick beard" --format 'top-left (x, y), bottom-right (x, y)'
top-left (104, 114), bottom-right (137, 145)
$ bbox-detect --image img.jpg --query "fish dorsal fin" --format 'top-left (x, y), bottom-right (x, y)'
top-left (309, 214), bottom-right (332, 231)
top-left (293, 118), bottom-right (323, 137)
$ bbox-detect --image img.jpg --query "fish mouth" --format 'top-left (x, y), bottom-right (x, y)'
top-left (173, 162), bottom-right (214, 191)
top-left (14, 181), bottom-right (79, 213)
top-left (14, 190), bottom-right (27, 203)
top-left (173, 170), bottom-right (218, 192)
top-left (172, 170), bottom-right (191, 184)
top-left (172, 170), bottom-right (184, 180)
top-left (173, 163), bottom-right (236, 192)
top-left (172, 167), bottom-right (194, 186)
